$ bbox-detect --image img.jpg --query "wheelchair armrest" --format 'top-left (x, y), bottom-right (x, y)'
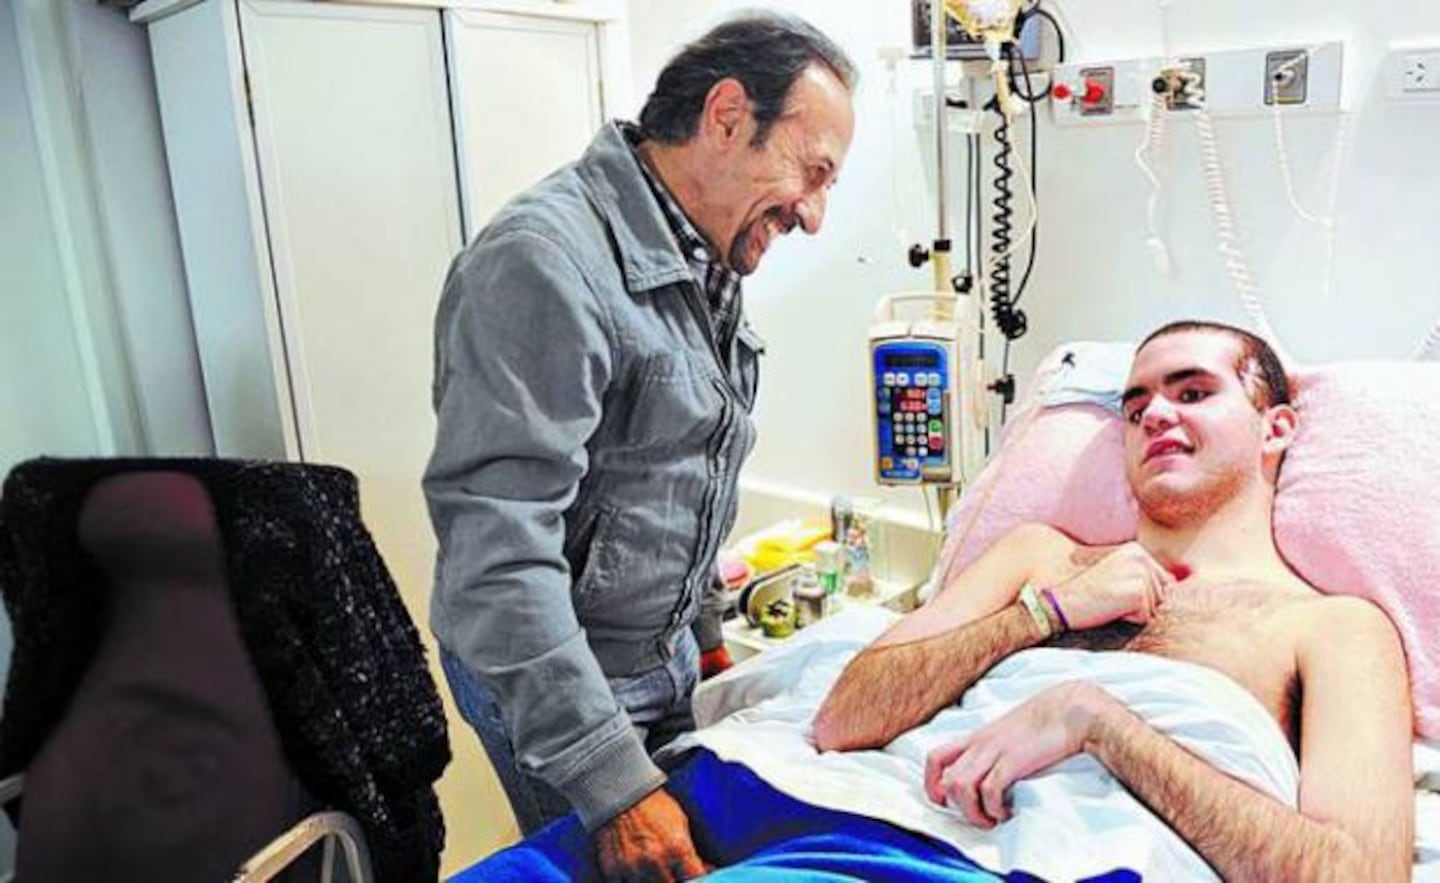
top-left (232, 810), bottom-right (373, 883)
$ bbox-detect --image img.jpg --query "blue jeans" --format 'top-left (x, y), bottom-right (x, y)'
top-left (442, 630), bottom-right (701, 836)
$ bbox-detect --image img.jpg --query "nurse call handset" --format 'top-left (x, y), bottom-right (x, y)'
top-left (872, 339), bottom-right (954, 483)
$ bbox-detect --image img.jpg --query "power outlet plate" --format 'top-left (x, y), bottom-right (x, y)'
top-left (1265, 49), bottom-right (1309, 105)
top-left (1387, 47), bottom-right (1440, 96)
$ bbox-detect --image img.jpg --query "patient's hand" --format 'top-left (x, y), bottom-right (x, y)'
top-left (924, 681), bottom-right (1112, 828)
top-left (1052, 542), bottom-right (1174, 630)
top-left (595, 788), bottom-right (710, 881)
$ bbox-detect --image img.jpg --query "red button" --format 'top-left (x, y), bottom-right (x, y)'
top-left (1051, 82), bottom-right (1072, 101)
top-left (1081, 80), bottom-right (1107, 104)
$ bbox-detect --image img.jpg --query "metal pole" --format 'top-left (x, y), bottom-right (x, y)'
top-left (931, 0), bottom-right (952, 311)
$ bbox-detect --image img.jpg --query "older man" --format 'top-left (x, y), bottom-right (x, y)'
top-left (814, 320), bottom-right (1414, 881)
top-left (424, 11), bottom-right (855, 878)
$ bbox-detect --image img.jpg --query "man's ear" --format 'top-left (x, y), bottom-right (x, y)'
top-left (1262, 404), bottom-right (1299, 455)
top-left (699, 77), bottom-right (751, 147)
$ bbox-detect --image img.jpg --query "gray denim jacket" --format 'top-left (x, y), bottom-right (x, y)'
top-left (424, 123), bottom-right (761, 829)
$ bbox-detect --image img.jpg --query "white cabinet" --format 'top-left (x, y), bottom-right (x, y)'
top-left (447, 8), bottom-right (604, 238)
top-left (137, 0), bottom-right (629, 871)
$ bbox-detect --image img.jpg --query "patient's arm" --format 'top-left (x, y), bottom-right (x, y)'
top-left (813, 600), bottom-right (1044, 752)
top-left (1093, 597), bottom-right (1413, 882)
top-left (931, 597), bottom-right (1414, 881)
top-left (814, 526), bottom-right (1169, 752)
top-left (813, 524), bottom-right (1067, 752)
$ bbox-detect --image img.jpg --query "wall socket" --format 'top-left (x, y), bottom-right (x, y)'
top-left (1386, 45), bottom-right (1440, 98)
top-left (1403, 51), bottom-right (1440, 91)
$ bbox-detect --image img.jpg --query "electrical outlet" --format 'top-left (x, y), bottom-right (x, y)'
top-left (1265, 49), bottom-right (1309, 105)
top-left (1385, 46), bottom-right (1440, 98)
top-left (1401, 51), bottom-right (1440, 92)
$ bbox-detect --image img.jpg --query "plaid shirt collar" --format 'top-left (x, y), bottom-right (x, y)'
top-left (623, 125), bottom-right (743, 329)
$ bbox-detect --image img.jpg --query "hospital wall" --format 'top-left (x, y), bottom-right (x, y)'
top-left (1, 0), bottom-right (212, 484)
top-left (627, 0), bottom-right (1440, 547)
top-left (1, 3), bottom-right (213, 870)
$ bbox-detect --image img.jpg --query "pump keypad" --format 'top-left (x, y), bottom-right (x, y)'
top-left (874, 352), bottom-right (950, 482)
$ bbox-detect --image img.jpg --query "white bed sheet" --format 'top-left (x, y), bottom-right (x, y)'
top-left (676, 607), bottom-right (1440, 880)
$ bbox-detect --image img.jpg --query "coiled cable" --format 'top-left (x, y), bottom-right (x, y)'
top-left (989, 111), bottom-right (1028, 340)
top-left (1413, 321), bottom-right (1440, 360)
top-left (989, 115), bottom-right (1023, 338)
top-left (1185, 67), bottom-right (1292, 363)
top-left (1135, 91), bottom-right (1171, 276)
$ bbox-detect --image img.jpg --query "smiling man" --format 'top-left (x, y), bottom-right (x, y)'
top-left (424, 11), bottom-right (855, 880)
top-left (813, 320), bottom-right (1414, 881)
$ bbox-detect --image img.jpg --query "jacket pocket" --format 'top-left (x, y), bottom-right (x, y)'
top-left (571, 504), bottom-right (625, 608)
top-left (618, 351), bottom-right (725, 451)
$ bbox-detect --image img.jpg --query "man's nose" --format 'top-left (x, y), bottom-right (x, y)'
top-left (1141, 396), bottom-right (1179, 432)
top-left (796, 187), bottom-right (827, 235)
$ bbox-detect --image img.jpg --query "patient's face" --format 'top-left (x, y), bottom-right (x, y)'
top-left (1121, 332), bottom-right (1269, 526)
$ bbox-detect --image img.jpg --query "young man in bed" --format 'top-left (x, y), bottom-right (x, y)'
top-left (814, 320), bottom-right (1415, 881)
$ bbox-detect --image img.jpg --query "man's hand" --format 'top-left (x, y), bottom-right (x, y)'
top-left (595, 788), bottom-right (709, 881)
top-left (1051, 542), bottom-right (1174, 630)
top-left (924, 681), bottom-right (1112, 828)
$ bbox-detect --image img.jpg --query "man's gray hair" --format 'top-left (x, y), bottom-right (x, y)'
top-left (638, 10), bottom-right (858, 148)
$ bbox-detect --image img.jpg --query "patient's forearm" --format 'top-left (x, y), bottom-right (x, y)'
top-left (813, 605), bottom-right (1041, 752)
top-left (1088, 705), bottom-right (1384, 882)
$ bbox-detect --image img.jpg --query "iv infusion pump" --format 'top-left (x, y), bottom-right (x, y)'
top-left (870, 293), bottom-right (972, 486)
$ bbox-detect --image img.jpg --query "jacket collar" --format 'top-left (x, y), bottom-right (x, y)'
top-left (577, 122), bottom-right (696, 293)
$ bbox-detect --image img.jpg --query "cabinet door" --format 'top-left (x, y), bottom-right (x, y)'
top-left (446, 9), bottom-right (604, 239)
top-left (239, 0), bottom-right (459, 472)
top-left (237, 3), bottom-right (518, 868)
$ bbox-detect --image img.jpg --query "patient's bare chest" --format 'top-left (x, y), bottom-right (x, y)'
top-left (1055, 584), bottom-right (1306, 740)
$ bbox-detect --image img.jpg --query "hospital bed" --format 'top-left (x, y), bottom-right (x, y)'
top-left (458, 344), bottom-right (1440, 881)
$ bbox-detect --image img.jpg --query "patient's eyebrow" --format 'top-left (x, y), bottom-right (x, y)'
top-left (1121, 367), bottom-right (1216, 408)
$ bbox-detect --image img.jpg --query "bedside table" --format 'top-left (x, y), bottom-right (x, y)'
top-left (722, 578), bottom-right (921, 663)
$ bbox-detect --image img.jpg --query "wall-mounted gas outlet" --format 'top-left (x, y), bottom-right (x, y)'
top-left (1162, 57), bottom-right (1205, 111)
top-left (1078, 66), bottom-right (1115, 116)
top-left (1265, 49), bottom-right (1309, 105)
top-left (1053, 42), bottom-right (1343, 127)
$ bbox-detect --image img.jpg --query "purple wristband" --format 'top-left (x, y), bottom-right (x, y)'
top-left (1040, 588), bottom-right (1070, 632)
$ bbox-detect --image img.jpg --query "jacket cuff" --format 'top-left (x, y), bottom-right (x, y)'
top-left (692, 600), bottom-right (726, 653)
top-left (556, 726), bottom-right (666, 831)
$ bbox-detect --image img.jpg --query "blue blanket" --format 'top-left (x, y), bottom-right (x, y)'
top-left (453, 750), bottom-right (1139, 882)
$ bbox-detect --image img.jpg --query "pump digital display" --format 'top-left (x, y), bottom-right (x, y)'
top-left (884, 352), bottom-right (940, 369)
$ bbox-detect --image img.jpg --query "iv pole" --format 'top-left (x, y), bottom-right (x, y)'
top-left (929, 0), bottom-right (961, 519)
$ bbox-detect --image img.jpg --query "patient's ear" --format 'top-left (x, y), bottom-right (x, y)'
top-left (1262, 404), bottom-right (1299, 455)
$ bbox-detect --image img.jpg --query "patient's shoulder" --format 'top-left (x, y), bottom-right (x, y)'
top-left (1301, 594), bottom-right (1400, 639)
top-left (995, 523), bottom-right (1114, 577)
top-left (1285, 593), bottom-right (1405, 672)
top-left (995, 522), bottom-right (1085, 557)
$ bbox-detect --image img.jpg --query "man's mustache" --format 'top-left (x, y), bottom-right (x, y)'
top-left (763, 206), bottom-right (799, 234)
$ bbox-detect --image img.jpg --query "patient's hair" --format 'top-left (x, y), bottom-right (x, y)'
top-left (1139, 320), bottom-right (1291, 411)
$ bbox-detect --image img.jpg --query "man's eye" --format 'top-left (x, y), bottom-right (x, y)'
top-left (1125, 407), bottom-right (1143, 424)
top-left (1179, 389), bottom-right (1209, 403)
